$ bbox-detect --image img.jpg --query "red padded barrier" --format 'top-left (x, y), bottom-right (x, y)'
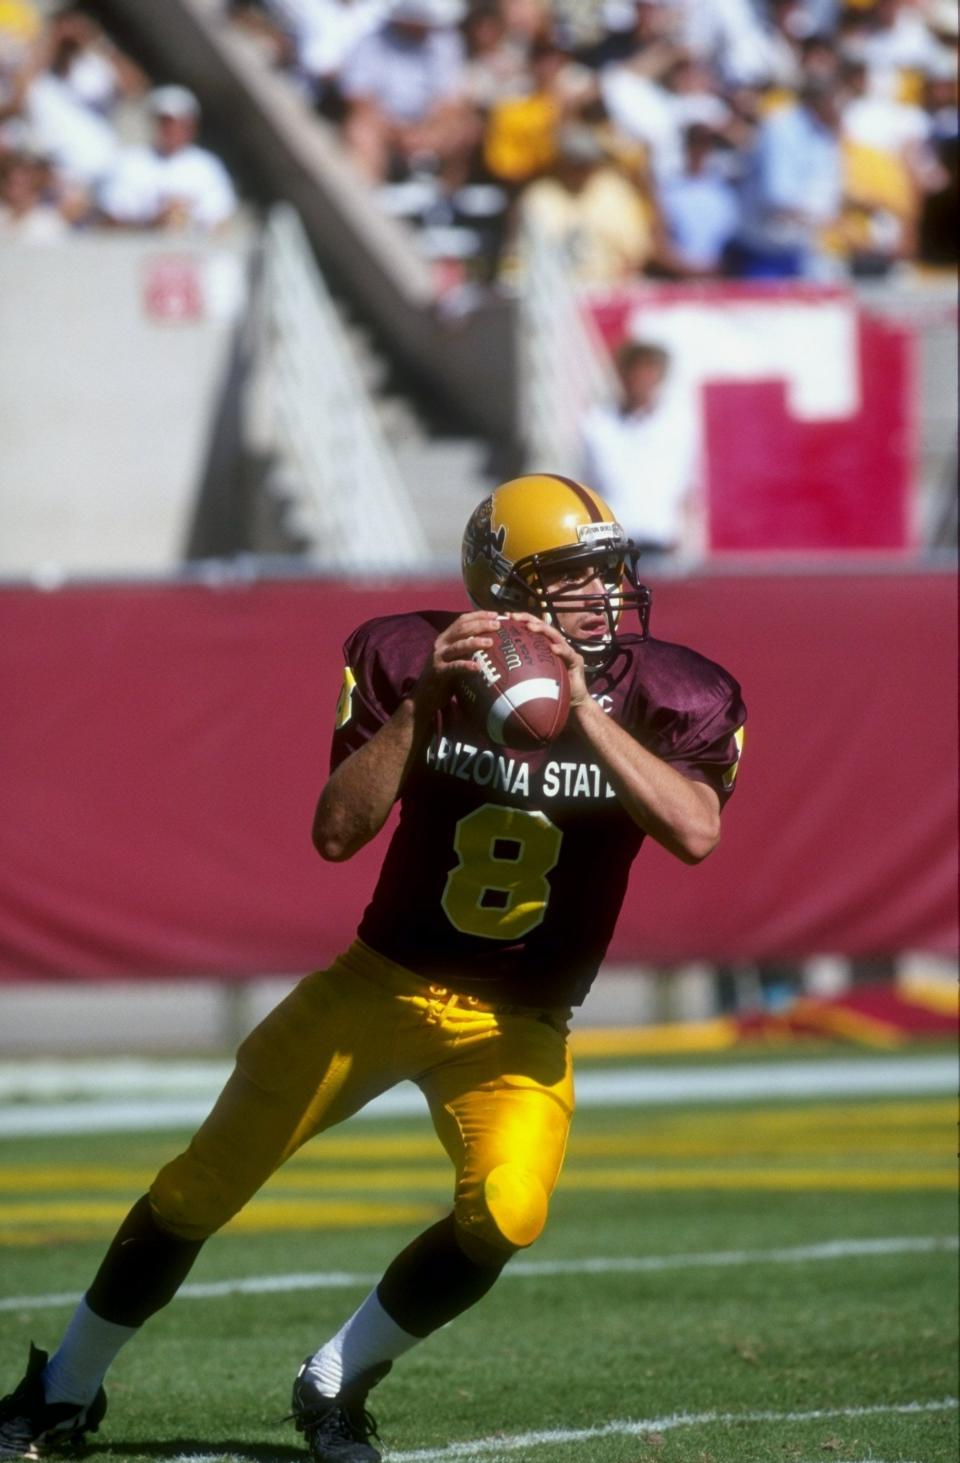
top-left (1, 573), bottom-right (956, 979)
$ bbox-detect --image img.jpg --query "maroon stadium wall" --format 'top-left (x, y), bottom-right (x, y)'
top-left (1, 572), bottom-right (956, 980)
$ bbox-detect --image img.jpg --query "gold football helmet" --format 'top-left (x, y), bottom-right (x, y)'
top-left (461, 473), bottom-right (651, 659)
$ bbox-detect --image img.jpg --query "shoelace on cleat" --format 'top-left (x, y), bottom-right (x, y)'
top-left (292, 1396), bottom-right (381, 1447)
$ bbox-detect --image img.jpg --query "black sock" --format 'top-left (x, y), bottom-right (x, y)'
top-left (376, 1214), bottom-right (508, 1338)
top-left (85, 1194), bottom-right (205, 1327)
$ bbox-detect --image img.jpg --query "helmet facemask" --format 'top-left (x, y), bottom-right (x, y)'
top-left (503, 544), bottom-right (651, 665)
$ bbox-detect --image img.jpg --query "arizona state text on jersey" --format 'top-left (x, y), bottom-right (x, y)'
top-left (332, 611), bottom-right (746, 1009)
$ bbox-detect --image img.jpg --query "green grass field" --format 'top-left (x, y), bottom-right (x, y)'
top-left (1, 1058), bottom-right (957, 1463)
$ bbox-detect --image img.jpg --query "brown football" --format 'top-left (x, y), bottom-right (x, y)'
top-left (457, 617), bottom-right (570, 750)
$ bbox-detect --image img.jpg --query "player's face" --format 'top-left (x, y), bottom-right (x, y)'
top-left (541, 562), bottom-right (620, 646)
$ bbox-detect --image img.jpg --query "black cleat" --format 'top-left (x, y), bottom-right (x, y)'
top-left (289, 1358), bottom-right (391, 1463)
top-left (0, 1344), bottom-right (107, 1459)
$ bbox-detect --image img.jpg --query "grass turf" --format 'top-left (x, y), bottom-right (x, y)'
top-left (0, 1070), bottom-right (956, 1463)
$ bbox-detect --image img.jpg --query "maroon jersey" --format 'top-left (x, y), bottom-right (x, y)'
top-left (331, 611), bottom-right (745, 1008)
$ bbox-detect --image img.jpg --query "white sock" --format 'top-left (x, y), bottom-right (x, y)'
top-left (42, 1299), bottom-right (138, 1407)
top-left (307, 1289), bottom-right (420, 1397)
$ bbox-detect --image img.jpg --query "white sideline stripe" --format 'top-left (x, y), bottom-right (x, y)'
top-left (163, 1451), bottom-right (924, 1463)
top-left (160, 1452), bottom-right (937, 1463)
top-left (2, 1234), bottom-right (955, 1313)
top-left (2, 1053), bottom-right (951, 1102)
top-left (1, 1056), bottom-right (956, 1135)
top-left (387, 1400), bottom-right (960, 1462)
top-left (158, 1403), bottom-right (958, 1463)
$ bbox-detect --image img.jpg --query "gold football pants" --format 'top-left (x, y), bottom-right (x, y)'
top-left (150, 940), bottom-right (574, 1260)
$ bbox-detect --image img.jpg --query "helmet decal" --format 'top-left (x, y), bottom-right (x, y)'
top-left (462, 495), bottom-right (504, 567)
top-left (576, 521), bottom-right (626, 548)
top-left (462, 495), bottom-right (517, 602)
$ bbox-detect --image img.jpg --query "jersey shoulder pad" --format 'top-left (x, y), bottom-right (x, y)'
top-left (343, 610), bottom-right (458, 685)
top-left (628, 635), bottom-right (743, 720)
top-left (615, 636), bottom-right (745, 788)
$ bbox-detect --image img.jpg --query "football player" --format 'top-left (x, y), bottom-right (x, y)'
top-left (0, 474), bottom-right (745, 1463)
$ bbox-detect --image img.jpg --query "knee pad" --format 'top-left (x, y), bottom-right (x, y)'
top-left (149, 1152), bottom-right (239, 1242)
top-left (456, 1163), bottom-right (549, 1258)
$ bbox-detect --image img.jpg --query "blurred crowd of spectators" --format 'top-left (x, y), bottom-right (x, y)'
top-left (232, 0), bottom-right (958, 283)
top-left (1, 0), bottom-right (955, 283)
top-left (0, 0), bottom-right (237, 238)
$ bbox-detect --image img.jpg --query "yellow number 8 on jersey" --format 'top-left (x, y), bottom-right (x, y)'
top-left (441, 804), bottom-right (563, 941)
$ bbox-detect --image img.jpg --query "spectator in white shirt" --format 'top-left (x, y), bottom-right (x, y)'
top-left (7, 14), bottom-right (121, 191)
top-left (0, 148), bottom-right (69, 240)
top-left (3, 7), bottom-right (145, 199)
top-left (839, 54), bottom-right (950, 266)
top-left (678, 0), bottom-right (805, 89)
top-left (253, 0), bottom-right (388, 107)
top-left (21, 64), bottom-right (116, 186)
top-left (842, 56), bottom-right (936, 169)
top-left (580, 340), bottom-right (700, 557)
top-left (731, 74), bottom-right (845, 277)
top-left (97, 85), bottom-right (237, 233)
top-left (859, 0), bottom-right (953, 95)
top-left (597, 2), bottom-right (687, 180)
top-left (301, 0), bottom-right (388, 103)
top-left (657, 121), bottom-right (740, 274)
top-left (43, 6), bottom-right (146, 118)
top-left (663, 54), bottom-right (732, 137)
top-left (340, 0), bottom-right (476, 183)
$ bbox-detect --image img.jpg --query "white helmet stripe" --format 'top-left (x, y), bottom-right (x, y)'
top-left (485, 679), bottom-right (561, 745)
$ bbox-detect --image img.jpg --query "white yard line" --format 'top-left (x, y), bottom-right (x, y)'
top-left (158, 1401), bottom-right (957, 1463)
top-left (0, 1056), bottom-right (956, 1136)
top-left (386, 1399), bottom-right (959, 1462)
top-left (2, 1234), bottom-right (955, 1313)
top-left (163, 1454), bottom-right (931, 1463)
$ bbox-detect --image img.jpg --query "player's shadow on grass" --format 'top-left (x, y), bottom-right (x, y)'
top-left (90, 1439), bottom-right (307, 1460)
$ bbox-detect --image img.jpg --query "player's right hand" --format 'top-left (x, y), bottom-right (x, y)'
top-left (413, 611), bottom-right (500, 716)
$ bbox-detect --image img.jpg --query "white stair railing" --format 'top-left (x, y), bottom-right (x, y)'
top-left (517, 219), bottom-right (619, 477)
top-left (263, 203), bottom-right (428, 569)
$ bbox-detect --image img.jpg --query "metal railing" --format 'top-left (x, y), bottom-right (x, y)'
top-left (517, 219), bottom-right (619, 477)
top-left (262, 203), bottom-right (428, 570)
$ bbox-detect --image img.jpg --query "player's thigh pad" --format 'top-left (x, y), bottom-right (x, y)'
top-left (423, 1009), bottom-right (574, 1258)
top-left (151, 956), bottom-right (400, 1239)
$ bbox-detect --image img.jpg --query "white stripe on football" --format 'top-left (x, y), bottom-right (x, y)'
top-left (486, 679), bottom-right (562, 745)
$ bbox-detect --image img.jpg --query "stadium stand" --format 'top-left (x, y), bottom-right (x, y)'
top-left (2, 0), bottom-right (955, 572)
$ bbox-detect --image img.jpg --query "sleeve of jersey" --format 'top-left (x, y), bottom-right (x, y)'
top-left (661, 679), bottom-right (747, 807)
top-left (329, 619), bottom-right (423, 771)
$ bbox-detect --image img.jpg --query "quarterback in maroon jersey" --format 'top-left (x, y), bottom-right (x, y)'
top-left (0, 475), bottom-right (744, 1463)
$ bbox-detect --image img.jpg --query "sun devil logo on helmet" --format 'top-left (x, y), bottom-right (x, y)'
top-left (463, 498), bottom-right (508, 570)
top-left (463, 497), bottom-right (518, 603)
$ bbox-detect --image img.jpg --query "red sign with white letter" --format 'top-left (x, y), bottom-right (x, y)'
top-left (142, 257), bottom-right (205, 323)
top-left (587, 284), bottom-right (915, 553)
